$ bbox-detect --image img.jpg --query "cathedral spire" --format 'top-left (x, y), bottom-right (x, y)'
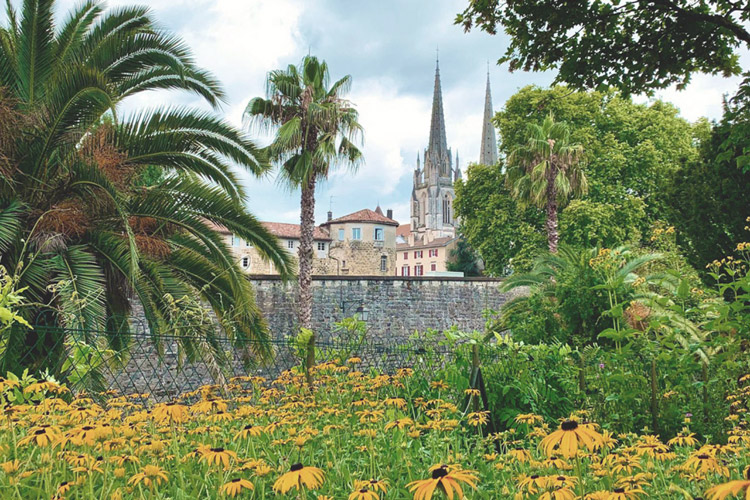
top-left (427, 57), bottom-right (449, 161)
top-left (479, 69), bottom-right (498, 166)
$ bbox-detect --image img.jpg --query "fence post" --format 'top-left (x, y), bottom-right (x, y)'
top-left (471, 344), bottom-right (480, 412)
top-left (305, 334), bottom-right (315, 387)
top-left (650, 358), bottom-right (658, 434)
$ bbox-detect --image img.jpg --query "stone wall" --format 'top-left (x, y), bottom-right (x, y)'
top-left (250, 275), bottom-right (514, 341)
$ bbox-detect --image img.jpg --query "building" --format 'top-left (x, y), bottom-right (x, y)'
top-left (397, 61), bottom-right (497, 277)
top-left (409, 58), bottom-right (460, 240)
top-left (319, 206), bottom-right (399, 275)
top-left (211, 206), bottom-right (398, 277)
top-left (213, 222), bottom-right (332, 275)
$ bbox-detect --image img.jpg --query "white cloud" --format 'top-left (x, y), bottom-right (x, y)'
top-left (47, 0), bottom-right (750, 227)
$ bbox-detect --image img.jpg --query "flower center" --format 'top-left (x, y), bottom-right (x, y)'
top-left (614, 488), bottom-right (625, 493)
top-left (431, 467), bottom-right (449, 479)
top-left (211, 447), bottom-right (225, 452)
top-left (290, 463), bottom-right (304, 472)
top-left (697, 454), bottom-right (710, 460)
top-left (244, 425), bottom-right (253, 429)
top-left (561, 420), bottom-right (579, 431)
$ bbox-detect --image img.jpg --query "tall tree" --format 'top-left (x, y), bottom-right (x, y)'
top-left (0, 0), bottom-right (293, 373)
top-left (667, 104), bottom-right (750, 270)
top-left (456, 0), bottom-right (749, 97)
top-left (244, 56), bottom-right (363, 376)
top-left (507, 114), bottom-right (587, 253)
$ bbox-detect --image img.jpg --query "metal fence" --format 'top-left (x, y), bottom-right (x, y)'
top-left (0, 321), bottom-right (455, 403)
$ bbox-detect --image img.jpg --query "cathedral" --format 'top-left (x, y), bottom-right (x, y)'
top-left (409, 60), bottom-right (498, 241)
top-left (397, 59), bottom-right (498, 276)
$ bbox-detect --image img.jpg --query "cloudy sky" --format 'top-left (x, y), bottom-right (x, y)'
top-left (52, 0), bottom-right (750, 224)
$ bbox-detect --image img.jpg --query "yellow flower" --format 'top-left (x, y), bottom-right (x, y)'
top-left (466, 411), bottom-right (489, 427)
top-left (355, 479), bottom-right (388, 493)
top-left (515, 413), bottom-right (544, 425)
top-left (540, 420), bottom-right (604, 458)
top-left (200, 447), bottom-right (238, 469)
top-left (607, 487), bottom-right (646, 499)
top-left (128, 465), bottom-right (168, 488)
top-left (349, 487), bottom-right (379, 500)
top-left (236, 424), bottom-right (263, 439)
top-left (17, 425), bottom-right (60, 446)
top-left (273, 463), bottom-right (325, 494)
top-left (220, 478), bottom-right (254, 497)
top-left (406, 465), bottom-right (478, 500)
top-left (152, 402), bottom-right (189, 424)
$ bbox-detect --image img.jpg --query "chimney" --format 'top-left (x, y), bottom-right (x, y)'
top-left (386, 209), bottom-right (393, 220)
top-left (327, 211), bottom-right (333, 222)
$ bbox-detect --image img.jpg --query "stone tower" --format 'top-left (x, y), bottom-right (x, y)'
top-left (479, 70), bottom-right (498, 166)
top-left (410, 58), bottom-right (457, 240)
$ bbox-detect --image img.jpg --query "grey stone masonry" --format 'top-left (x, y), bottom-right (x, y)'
top-left (249, 275), bottom-right (513, 342)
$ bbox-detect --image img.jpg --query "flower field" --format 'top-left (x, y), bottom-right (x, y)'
top-left (2, 361), bottom-right (750, 499)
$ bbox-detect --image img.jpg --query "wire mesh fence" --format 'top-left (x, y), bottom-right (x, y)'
top-left (0, 319), bottom-right (455, 404)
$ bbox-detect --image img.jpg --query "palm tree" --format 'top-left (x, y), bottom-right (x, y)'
top-left (507, 114), bottom-right (587, 253)
top-left (0, 0), bottom-right (293, 376)
top-left (244, 56), bottom-right (363, 380)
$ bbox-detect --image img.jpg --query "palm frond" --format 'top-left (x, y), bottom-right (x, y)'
top-left (17, 0), bottom-right (56, 104)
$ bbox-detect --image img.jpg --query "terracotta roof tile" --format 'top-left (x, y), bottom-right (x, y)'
top-left (262, 222), bottom-right (331, 240)
top-left (321, 208), bottom-right (399, 227)
top-left (202, 220), bottom-right (331, 240)
top-left (397, 236), bottom-right (456, 250)
top-left (396, 224), bottom-right (411, 238)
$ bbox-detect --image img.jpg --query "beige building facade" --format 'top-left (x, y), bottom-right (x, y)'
top-left (320, 207), bottom-right (398, 276)
top-left (396, 227), bottom-right (457, 276)
top-left (211, 207), bottom-right (398, 277)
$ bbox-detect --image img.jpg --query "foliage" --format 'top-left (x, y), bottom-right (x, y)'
top-left (506, 113), bottom-right (587, 253)
top-left (4, 355), bottom-right (750, 498)
top-left (456, 86), bottom-right (699, 274)
top-left (559, 197), bottom-right (646, 249)
top-left (667, 105), bottom-right (750, 271)
top-left (0, 0), bottom-right (293, 372)
top-left (455, 0), bottom-right (749, 96)
top-left (0, 266), bottom-right (31, 332)
top-left (244, 56), bottom-right (363, 384)
top-left (446, 234), bottom-right (481, 277)
top-left (454, 163), bottom-right (545, 275)
top-left (499, 246), bottom-right (660, 347)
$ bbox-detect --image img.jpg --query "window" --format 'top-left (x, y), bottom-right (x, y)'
top-left (241, 257), bottom-right (250, 268)
top-left (342, 260), bottom-right (347, 268)
top-left (287, 240), bottom-right (294, 249)
top-left (374, 227), bottom-right (384, 241)
top-left (338, 228), bottom-right (345, 241)
top-left (403, 252), bottom-right (408, 260)
top-left (429, 249), bottom-right (438, 257)
top-left (431, 263), bottom-right (437, 272)
top-left (317, 242), bottom-right (326, 251)
top-left (380, 256), bottom-right (387, 272)
top-left (245, 239), bottom-right (252, 247)
top-left (415, 264), bottom-right (423, 276)
top-left (352, 227), bottom-right (361, 240)
top-left (443, 196), bottom-right (452, 224)
top-left (232, 234), bottom-right (240, 247)
top-left (401, 265), bottom-right (410, 276)
top-left (414, 250), bottom-right (423, 259)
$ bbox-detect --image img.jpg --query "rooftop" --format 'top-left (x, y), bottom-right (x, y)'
top-left (397, 236), bottom-right (456, 250)
top-left (321, 208), bottom-right (399, 227)
top-left (205, 220), bottom-right (331, 241)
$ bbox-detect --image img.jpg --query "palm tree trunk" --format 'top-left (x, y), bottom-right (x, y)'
top-left (299, 175), bottom-right (316, 385)
top-left (546, 167), bottom-right (559, 253)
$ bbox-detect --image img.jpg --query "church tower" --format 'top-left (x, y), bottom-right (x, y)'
top-left (410, 58), bottom-right (457, 240)
top-left (479, 70), bottom-right (498, 166)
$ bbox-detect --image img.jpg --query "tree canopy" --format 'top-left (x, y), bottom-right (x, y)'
top-left (456, 0), bottom-right (750, 96)
top-left (456, 86), bottom-right (701, 274)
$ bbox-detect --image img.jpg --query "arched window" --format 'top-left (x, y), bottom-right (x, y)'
top-left (442, 195), bottom-right (452, 225)
top-left (241, 256), bottom-right (250, 269)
